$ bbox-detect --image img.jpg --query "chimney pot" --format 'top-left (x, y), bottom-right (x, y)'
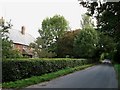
top-left (21, 26), bottom-right (25, 35)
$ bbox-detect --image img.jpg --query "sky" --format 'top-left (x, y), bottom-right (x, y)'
top-left (0, 0), bottom-right (87, 38)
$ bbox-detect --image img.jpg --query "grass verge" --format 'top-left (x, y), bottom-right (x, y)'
top-left (2, 64), bottom-right (95, 89)
top-left (114, 64), bottom-right (120, 88)
top-left (6, 58), bottom-right (87, 61)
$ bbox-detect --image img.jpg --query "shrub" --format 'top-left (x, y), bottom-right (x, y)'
top-left (2, 58), bottom-right (90, 82)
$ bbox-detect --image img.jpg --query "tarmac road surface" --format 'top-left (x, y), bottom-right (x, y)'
top-left (27, 64), bottom-right (118, 88)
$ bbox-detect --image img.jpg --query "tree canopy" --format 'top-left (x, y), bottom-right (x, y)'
top-left (74, 27), bottom-right (98, 58)
top-left (30, 15), bottom-right (69, 58)
top-left (81, 14), bottom-right (94, 29)
top-left (73, 14), bottom-right (99, 58)
top-left (79, 0), bottom-right (120, 62)
top-left (79, 0), bottom-right (120, 39)
top-left (56, 29), bottom-right (80, 58)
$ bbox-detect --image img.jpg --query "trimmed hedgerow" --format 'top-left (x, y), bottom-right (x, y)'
top-left (2, 64), bottom-right (94, 89)
top-left (2, 58), bottom-right (92, 82)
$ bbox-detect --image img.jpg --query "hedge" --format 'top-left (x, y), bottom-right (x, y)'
top-left (2, 58), bottom-right (93, 82)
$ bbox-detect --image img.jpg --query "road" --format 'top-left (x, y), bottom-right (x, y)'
top-left (27, 64), bottom-right (118, 88)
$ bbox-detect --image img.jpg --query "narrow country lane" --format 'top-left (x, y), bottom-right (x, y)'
top-left (27, 64), bottom-right (118, 88)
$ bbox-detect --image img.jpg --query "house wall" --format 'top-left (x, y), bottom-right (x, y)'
top-left (13, 43), bottom-right (23, 53)
top-left (13, 43), bottom-right (34, 57)
top-left (6, 25), bottom-right (36, 58)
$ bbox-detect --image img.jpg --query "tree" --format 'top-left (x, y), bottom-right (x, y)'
top-left (29, 38), bottom-right (56, 58)
top-left (56, 29), bottom-right (80, 57)
top-left (98, 32), bottom-right (116, 53)
top-left (0, 17), bottom-right (13, 59)
top-left (73, 14), bottom-right (99, 58)
top-left (79, 0), bottom-right (120, 37)
top-left (0, 17), bottom-right (22, 59)
top-left (30, 15), bottom-right (69, 58)
top-left (0, 17), bottom-right (13, 36)
top-left (73, 27), bottom-right (98, 58)
top-left (79, 0), bottom-right (120, 63)
top-left (39, 15), bottom-right (68, 47)
top-left (95, 32), bottom-right (116, 60)
top-left (81, 14), bottom-right (94, 29)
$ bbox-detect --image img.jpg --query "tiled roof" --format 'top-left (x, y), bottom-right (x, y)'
top-left (7, 29), bottom-right (36, 46)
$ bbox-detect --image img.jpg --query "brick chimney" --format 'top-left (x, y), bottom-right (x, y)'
top-left (21, 26), bottom-right (25, 35)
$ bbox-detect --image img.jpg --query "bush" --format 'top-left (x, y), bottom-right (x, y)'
top-left (2, 58), bottom-right (90, 82)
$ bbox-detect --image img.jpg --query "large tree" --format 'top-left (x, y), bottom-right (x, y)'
top-left (39, 15), bottom-right (68, 48)
top-left (79, 0), bottom-right (120, 62)
top-left (73, 27), bottom-right (98, 58)
top-left (73, 14), bottom-right (99, 58)
top-left (95, 32), bottom-right (116, 60)
top-left (56, 29), bottom-right (80, 58)
top-left (79, 0), bottom-right (120, 38)
top-left (30, 15), bottom-right (69, 58)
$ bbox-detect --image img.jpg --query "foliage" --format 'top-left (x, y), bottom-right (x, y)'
top-left (114, 64), bottom-right (120, 88)
top-left (29, 58), bottom-right (87, 61)
top-left (0, 17), bottom-right (22, 59)
top-left (0, 17), bottom-right (12, 37)
top-left (74, 27), bottom-right (99, 58)
top-left (35, 48), bottom-right (56, 58)
top-left (2, 64), bottom-right (94, 89)
top-left (56, 29), bottom-right (80, 57)
top-left (2, 38), bottom-right (22, 59)
top-left (95, 32), bottom-right (116, 60)
top-left (73, 14), bottom-right (98, 58)
top-left (100, 53), bottom-right (105, 61)
top-left (30, 15), bottom-right (68, 58)
top-left (0, 17), bottom-right (12, 59)
top-left (56, 14), bottom-right (98, 58)
top-left (114, 41), bottom-right (120, 63)
top-left (2, 37), bottom-right (12, 59)
top-left (79, 1), bottom-right (120, 36)
top-left (79, 0), bottom-right (120, 63)
top-left (2, 58), bottom-right (92, 83)
top-left (98, 32), bottom-right (116, 53)
top-left (81, 14), bottom-right (94, 29)
top-left (30, 42), bottom-right (56, 58)
top-left (40, 15), bottom-right (68, 40)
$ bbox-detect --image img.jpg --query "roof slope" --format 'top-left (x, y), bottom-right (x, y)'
top-left (7, 29), bottom-right (36, 46)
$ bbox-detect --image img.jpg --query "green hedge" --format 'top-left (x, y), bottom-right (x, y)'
top-left (2, 58), bottom-right (91, 83)
top-left (114, 64), bottom-right (120, 88)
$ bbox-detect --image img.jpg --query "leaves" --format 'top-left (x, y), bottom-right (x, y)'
top-left (74, 28), bottom-right (98, 58)
top-left (31, 15), bottom-right (69, 58)
top-left (79, 1), bottom-right (120, 62)
top-left (2, 59), bottom-right (89, 82)
top-left (81, 14), bottom-right (94, 29)
top-left (0, 17), bottom-right (22, 59)
top-left (56, 29), bottom-right (80, 57)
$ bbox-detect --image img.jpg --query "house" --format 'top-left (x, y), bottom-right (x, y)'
top-left (8, 26), bottom-right (36, 58)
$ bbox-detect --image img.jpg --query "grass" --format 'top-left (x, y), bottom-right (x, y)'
top-left (114, 64), bottom-right (120, 88)
top-left (29, 58), bottom-right (87, 61)
top-left (2, 64), bottom-right (95, 89)
top-left (6, 58), bottom-right (87, 61)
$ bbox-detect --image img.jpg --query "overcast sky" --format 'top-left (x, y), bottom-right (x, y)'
top-left (0, 0), bottom-right (87, 38)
